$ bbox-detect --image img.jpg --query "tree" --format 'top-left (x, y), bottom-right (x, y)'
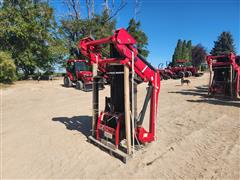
top-left (186, 40), bottom-right (192, 61)
top-left (210, 32), bottom-right (236, 55)
top-left (192, 44), bottom-right (207, 67)
top-left (0, 51), bottom-right (16, 83)
top-left (60, 5), bottom-right (116, 59)
top-left (0, 0), bottom-right (65, 78)
top-left (60, 0), bottom-right (126, 60)
top-left (127, 18), bottom-right (149, 57)
top-left (172, 39), bottom-right (193, 65)
top-left (172, 39), bottom-right (182, 65)
top-left (181, 40), bottom-right (188, 60)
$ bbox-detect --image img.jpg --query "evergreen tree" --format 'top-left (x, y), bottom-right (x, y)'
top-left (127, 18), bottom-right (149, 58)
top-left (172, 39), bottom-right (193, 65)
top-left (172, 39), bottom-right (182, 65)
top-left (182, 40), bottom-right (188, 60)
top-left (186, 40), bottom-right (192, 61)
top-left (210, 32), bottom-right (236, 55)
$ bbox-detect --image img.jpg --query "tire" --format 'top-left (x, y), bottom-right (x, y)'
top-left (178, 71), bottom-right (185, 78)
top-left (160, 75), bottom-right (163, 81)
top-left (188, 71), bottom-right (192, 77)
top-left (64, 76), bottom-right (72, 87)
top-left (185, 71), bottom-right (192, 77)
top-left (76, 81), bottom-right (83, 90)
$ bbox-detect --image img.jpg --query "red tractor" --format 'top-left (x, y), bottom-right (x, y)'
top-left (157, 63), bottom-right (178, 80)
top-left (158, 60), bottom-right (199, 80)
top-left (207, 53), bottom-right (240, 99)
top-left (169, 66), bottom-right (197, 78)
top-left (64, 59), bottom-right (104, 91)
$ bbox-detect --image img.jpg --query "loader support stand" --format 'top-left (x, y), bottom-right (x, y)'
top-left (79, 28), bottom-right (161, 162)
top-left (124, 65), bottom-right (132, 155)
top-left (206, 53), bottom-right (240, 99)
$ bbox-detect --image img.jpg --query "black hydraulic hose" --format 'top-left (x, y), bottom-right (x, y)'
top-left (93, 76), bottom-right (100, 136)
top-left (137, 54), bottom-right (157, 72)
top-left (137, 85), bottom-right (153, 126)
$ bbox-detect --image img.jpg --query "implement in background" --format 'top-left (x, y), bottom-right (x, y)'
top-left (206, 52), bottom-right (240, 99)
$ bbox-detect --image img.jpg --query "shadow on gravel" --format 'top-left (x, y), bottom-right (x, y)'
top-left (168, 85), bottom-right (240, 108)
top-left (52, 115), bottom-right (92, 137)
top-left (61, 84), bottom-right (76, 88)
top-left (168, 85), bottom-right (208, 98)
top-left (187, 99), bottom-right (240, 108)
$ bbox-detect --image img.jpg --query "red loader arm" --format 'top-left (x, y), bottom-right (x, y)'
top-left (78, 28), bottom-right (160, 143)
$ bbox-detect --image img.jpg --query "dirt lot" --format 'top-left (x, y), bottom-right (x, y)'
top-left (2, 74), bottom-right (239, 179)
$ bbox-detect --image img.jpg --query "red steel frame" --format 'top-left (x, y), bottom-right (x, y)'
top-left (96, 112), bottom-right (123, 148)
top-left (78, 28), bottom-right (161, 143)
top-left (206, 52), bottom-right (240, 98)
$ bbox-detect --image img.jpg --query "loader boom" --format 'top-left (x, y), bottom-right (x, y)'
top-left (79, 28), bottom-right (160, 143)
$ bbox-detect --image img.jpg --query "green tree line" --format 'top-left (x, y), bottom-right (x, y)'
top-left (0, 0), bottom-right (149, 83)
top-left (172, 39), bottom-right (192, 65)
top-left (0, 0), bottom-right (237, 83)
top-left (172, 31), bottom-right (236, 67)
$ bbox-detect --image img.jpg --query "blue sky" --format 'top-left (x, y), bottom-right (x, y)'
top-left (51, 0), bottom-right (239, 67)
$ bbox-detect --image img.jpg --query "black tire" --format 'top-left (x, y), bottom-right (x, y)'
top-left (165, 75), bottom-right (170, 80)
top-left (185, 71), bottom-right (192, 77)
top-left (76, 81), bottom-right (83, 90)
top-left (160, 75), bottom-right (163, 81)
top-left (178, 71), bottom-right (185, 78)
top-left (64, 76), bottom-right (72, 87)
top-left (163, 76), bottom-right (168, 80)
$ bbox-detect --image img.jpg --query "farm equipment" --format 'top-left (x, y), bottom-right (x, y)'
top-left (158, 69), bottom-right (171, 80)
top-left (64, 59), bottom-right (104, 91)
top-left (206, 53), bottom-right (240, 99)
top-left (157, 63), bottom-right (172, 80)
top-left (78, 28), bottom-right (160, 162)
top-left (158, 60), bottom-right (199, 80)
top-left (169, 60), bottom-right (197, 78)
top-left (169, 66), bottom-right (197, 78)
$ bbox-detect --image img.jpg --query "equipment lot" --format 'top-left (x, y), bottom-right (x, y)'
top-left (2, 74), bottom-right (239, 179)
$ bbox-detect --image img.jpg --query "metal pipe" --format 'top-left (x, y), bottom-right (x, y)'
top-left (92, 55), bottom-right (99, 136)
top-left (92, 77), bottom-right (99, 137)
top-left (86, 36), bottom-right (112, 47)
top-left (237, 70), bottom-right (240, 99)
top-left (137, 54), bottom-right (157, 72)
top-left (208, 63), bottom-right (213, 96)
top-left (230, 65), bottom-right (233, 97)
top-left (137, 85), bottom-right (153, 126)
